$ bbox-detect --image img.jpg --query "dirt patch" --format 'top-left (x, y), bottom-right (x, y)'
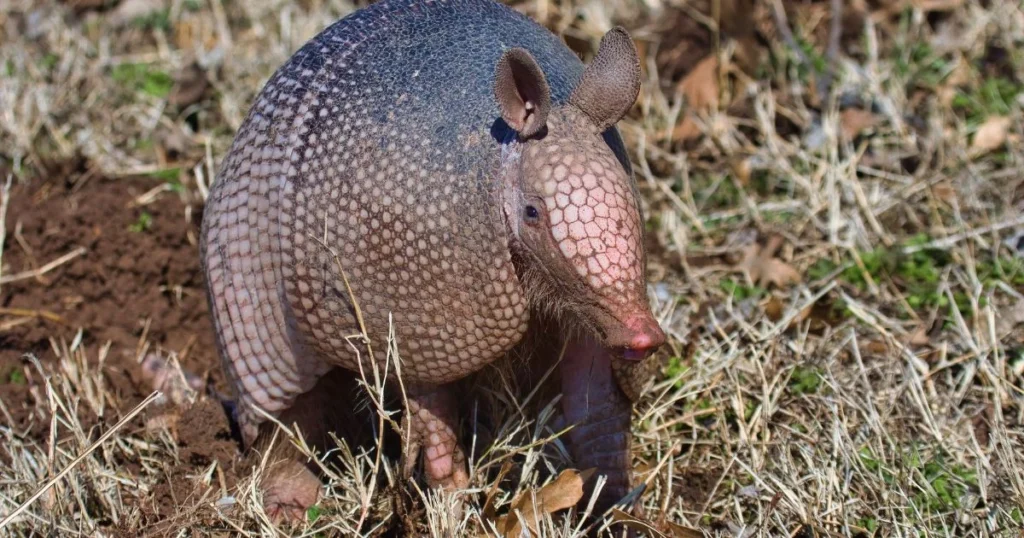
top-left (0, 161), bottom-right (218, 384)
top-left (0, 160), bottom-right (240, 525)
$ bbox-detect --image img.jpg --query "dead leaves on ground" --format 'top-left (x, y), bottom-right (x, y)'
top-left (663, 0), bottom-right (765, 144)
top-left (738, 235), bottom-right (801, 289)
top-left (673, 55), bottom-right (722, 142)
top-left (609, 509), bottom-right (704, 538)
top-left (840, 108), bottom-right (883, 142)
top-left (970, 116), bottom-right (1015, 156)
top-left (480, 468), bottom-right (702, 537)
top-left (486, 469), bottom-right (585, 537)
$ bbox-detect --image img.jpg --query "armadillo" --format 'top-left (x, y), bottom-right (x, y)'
top-left (200, 0), bottom-right (666, 520)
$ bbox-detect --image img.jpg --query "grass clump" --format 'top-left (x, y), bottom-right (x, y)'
top-left (111, 63), bottom-right (174, 99)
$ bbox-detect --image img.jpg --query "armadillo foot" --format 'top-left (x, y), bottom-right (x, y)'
top-left (248, 368), bottom-right (372, 523)
top-left (262, 458), bottom-right (321, 522)
top-left (403, 384), bottom-right (470, 490)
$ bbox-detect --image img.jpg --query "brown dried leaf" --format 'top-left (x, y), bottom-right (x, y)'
top-left (971, 116), bottom-right (1011, 154)
top-left (482, 460), bottom-right (514, 521)
top-left (664, 520), bottom-right (706, 538)
top-left (907, 326), bottom-right (931, 347)
top-left (861, 339), bottom-right (888, 355)
top-left (730, 156), bottom-right (753, 186)
top-left (912, 0), bottom-right (965, 11)
top-left (764, 296), bottom-right (784, 322)
top-left (931, 181), bottom-right (956, 203)
top-left (609, 509), bottom-right (667, 537)
top-left (609, 509), bottom-right (704, 538)
top-left (500, 469), bottom-right (584, 537)
top-left (168, 63), bottom-right (210, 108)
top-left (672, 55), bottom-right (720, 142)
top-left (840, 108), bottom-right (881, 141)
top-left (738, 236), bottom-right (801, 289)
top-left (764, 296), bottom-right (812, 329)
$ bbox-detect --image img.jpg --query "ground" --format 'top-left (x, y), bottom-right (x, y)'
top-left (1, 0), bottom-right (1023, 536)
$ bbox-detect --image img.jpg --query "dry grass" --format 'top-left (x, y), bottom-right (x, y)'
top-left (2, 0), bottom-right (1024, 536)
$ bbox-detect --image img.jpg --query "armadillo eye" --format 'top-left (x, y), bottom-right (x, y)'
top-left (524, 205), bottom-right (540, 223)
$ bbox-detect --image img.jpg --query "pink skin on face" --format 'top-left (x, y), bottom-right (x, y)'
top-left (527, 126), bottom-right (664, 358)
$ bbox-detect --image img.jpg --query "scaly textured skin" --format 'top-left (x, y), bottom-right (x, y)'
top-left (203, 0), bottom-right (599, 444)
top-left (200, 0), bottom-right (664, 519)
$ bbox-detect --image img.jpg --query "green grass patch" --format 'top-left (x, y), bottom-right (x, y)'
top-left (720, 278), bottom-right (765, 301)
top-left (805, 235), bottom-right (1002, 318)
top-left (111, 63), bottom-right (174, 99)
top-left (894, 41), bottom-right (952, 90)
top-left (953, 76), bottom-right (1023, 125)
top-left (663, 355), bottom-right (689, 386)
top-left (911, 451), bottom-right (977, 513)
top-left (41, 53), bottom-right (59, 72)
top-left (129, 211), bottom-right (153, 233)
top-left (7, 369), bottom-right (26, 385)
top-left (145, 167), bottom-right (181, 181)
top-left (860, 446), bottom-right (977, 514)
top-left (132, 9), bottom-right (172, 31)
top-left (788, 365), bottom-right (823, 395)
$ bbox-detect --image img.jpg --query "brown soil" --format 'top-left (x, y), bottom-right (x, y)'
top-left (0, 159), bottom-right (240, 529)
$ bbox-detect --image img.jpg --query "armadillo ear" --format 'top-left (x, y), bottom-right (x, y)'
top-left (494, 48), bottom-right (551, 139)
top-left (569, 27), bottom-right (641, 132)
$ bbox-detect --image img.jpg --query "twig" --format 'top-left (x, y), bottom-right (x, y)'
top-left (770, 0), bottom-right (810, 67)
top-left (0, 175), bottom-right (12, 296)
top-left (0, 391), bottom-right (162, 530)
top-left (0, 247), bottom-right (87, 285)
top-left (0, 308), bottom-right (65, 324)
top-left (819, 0), bottom-right (844, 98)
top-left (903, 213), bottom-right (1024, 253)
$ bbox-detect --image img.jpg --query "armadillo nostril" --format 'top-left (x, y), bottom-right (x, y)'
top-left (620, 314), bottom-right (666, 360)
top-left (622, 347), bottom-right (652, 361)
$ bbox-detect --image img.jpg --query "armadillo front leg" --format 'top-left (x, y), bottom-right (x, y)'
top-left (560, 333), bottom-right (635, 514)
top-left (402, 383), bottom-right (470, 490)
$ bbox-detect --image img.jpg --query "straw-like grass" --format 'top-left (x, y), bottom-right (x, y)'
top-left (1, 0), bottom-right (1022, 536)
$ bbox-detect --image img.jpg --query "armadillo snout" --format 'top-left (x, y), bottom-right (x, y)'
top-left (598, 309), bottom-right (665, 361)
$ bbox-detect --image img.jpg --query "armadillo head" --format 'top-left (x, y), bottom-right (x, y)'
top-left (494, 27), bottom-right (665, 360)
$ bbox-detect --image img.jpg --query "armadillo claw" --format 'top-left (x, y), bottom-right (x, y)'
top-left (140, 353), bottom-right (204, 407)
top-left (261, 458), bottom-right (321, 523)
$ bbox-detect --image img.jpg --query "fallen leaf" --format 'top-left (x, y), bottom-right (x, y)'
top-left (497, 469), bottom-right (584, 537)
top-left (664, 520), bottom-right (706, 538)
top-left (109, 0), bottom-right (168, 27)
top-left (609, 509), bottom-right (667, 537)
top-left (738, 235), bottom-right (801, 289)
top-left (764, 296), bottom-right (784, 322)
top-left (907, 326), bottom-right (931, 346)
top-left (168, 63), bottom-right (210, 108)
top-left (730, 156), bottom-right (753, 186)
top-left (931, 181), bottom-right (956, 203)
top-left (912, 0), bottom-right (965, 11)
top-left (971, 116), bottom-right (1011, 154)
top-left (763, 296), bottom-right (813, 329)
top-left (840, 108), bottom-right (881, 141)
top-left (861, 339), bottom-right (888, 355)
top-left (482, 460), bottom-right (514, 522)
top-left (672, 55), bottom-right (720, 142)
